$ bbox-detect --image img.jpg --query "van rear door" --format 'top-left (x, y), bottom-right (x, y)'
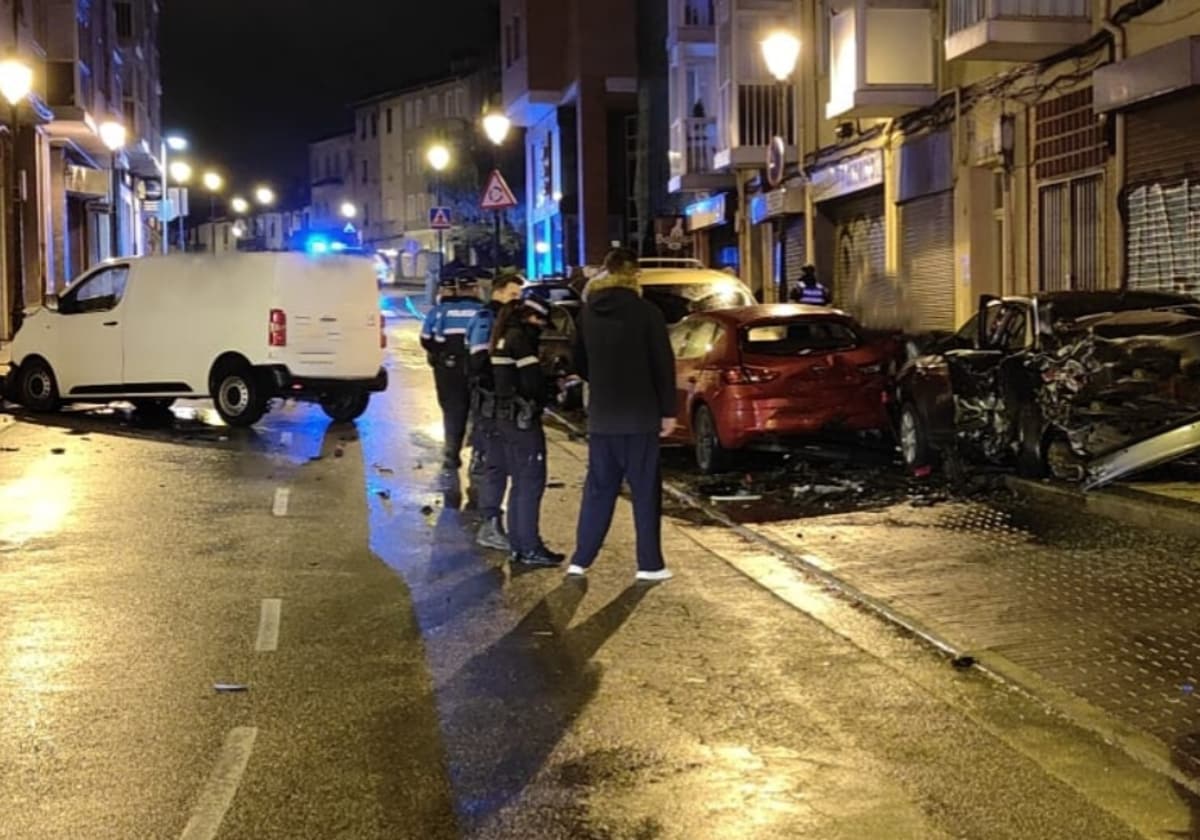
top-left (271, 254), bottom-right (382, 379)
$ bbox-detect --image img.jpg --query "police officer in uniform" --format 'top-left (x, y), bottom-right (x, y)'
top-left (420, 275), bottom-right (483, 471)
top-left (466, 272), bottom-right (525, 550)
top-left (789, 264), bottom-right (832, 305)
top-left (491, 297), bottom-right (564, 567)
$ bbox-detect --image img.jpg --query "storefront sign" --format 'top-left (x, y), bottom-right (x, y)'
top-left (809, 149), bottom-right (883, 203)
top-left (749, 187), bottom-right (805, 225)
top-left (685, 194), bottom-right (727, 232)
top-left (654, 216), bottom-right (693, 256)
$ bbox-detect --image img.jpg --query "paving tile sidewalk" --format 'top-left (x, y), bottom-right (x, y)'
top-left (728, 492), bottom-right (1200, 775)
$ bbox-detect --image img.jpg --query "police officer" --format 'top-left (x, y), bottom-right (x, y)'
top-left (491, 297), bottom-right (564, 567)
top-left (466, 272), bottom-right (526, 550)
top-left (789, 264), bottom-right (832, 305)
top-left (420, 275), bottom-right (483, 471)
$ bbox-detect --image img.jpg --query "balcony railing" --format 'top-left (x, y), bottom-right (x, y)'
top-left (948, 0), bottom-right (1088, 35)
top-left (670, 116), bottom-right (718, 177)
top-left (722, 83), bottom-right (796, 150)
top-left (671, 0), bottom-right (716, 29)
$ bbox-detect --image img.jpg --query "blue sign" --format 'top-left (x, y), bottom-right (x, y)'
top-left (430, 206), bottom-right (452, 230)
top-left (684, 194), bottom-right (727, 233)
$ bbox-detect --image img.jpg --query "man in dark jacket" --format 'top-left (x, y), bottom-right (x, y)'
top-left (567, 248), bottom-right (676, 581)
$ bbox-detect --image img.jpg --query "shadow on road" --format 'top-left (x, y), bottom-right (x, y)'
top-left (436, 579), bottom-right (650, 829)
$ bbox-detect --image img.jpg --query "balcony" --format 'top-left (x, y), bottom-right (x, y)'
top-left (668, 116), bottom-right (734, 192)
top-left (44, 59), bottom-right (112, 159)
top-left (712, 82), bottom-right (799, 169)
top-left (669, 0), bottom-right (717, 47)
top-left (825, 0), bottom-right (938, 120)
top-left (945, 0), bottom-right (1092, 62)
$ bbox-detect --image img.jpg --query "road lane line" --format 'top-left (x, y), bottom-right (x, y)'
top-left (255, 598), bottom-right (282, 652)
top-left (272, 487), bottom-right (290, 517)
top-left (178, 727), bottom-right (258, 840)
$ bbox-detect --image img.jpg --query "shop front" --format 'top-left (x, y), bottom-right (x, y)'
top-left (1095, 38), bottom-right (1200, 296)
top-left (683, 193), bottom-right (738, 272)
top-left (811, 150), bottom-right (885, 315)
top-left (897, 130), bottom-right (955, 332)
top-left (748, 181), bottom-right (806, 303)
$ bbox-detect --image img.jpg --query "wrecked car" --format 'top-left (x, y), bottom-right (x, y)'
top-left (897, 290), bottom-right (1200, 487)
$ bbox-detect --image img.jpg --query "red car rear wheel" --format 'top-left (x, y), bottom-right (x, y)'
top-left (693, 404), bottom-right (729, 474)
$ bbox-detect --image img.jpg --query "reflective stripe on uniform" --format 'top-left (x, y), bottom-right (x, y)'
top-left (492, 357), bottom-right (517, 365)
top-left (469, 343), bottom-right (490, 354)
top-left (515, 356), bottom-right (540, 368)
top-left (443, 327), bottom-right (468, 335)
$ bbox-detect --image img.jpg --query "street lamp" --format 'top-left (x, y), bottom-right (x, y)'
top-left (426, 144), bottom-right (450, 277)
top-left (162, 136), bottom-right (188, 254)
top-left (482, 111), bottom-right (512, 275)
top-left (168, 160), bottom-right (192, 251)
top-left (0, 55), bottom-right (32, 335)
top-left (201, 170), bottom-right (224, 253)
top-left (230, 196), bottom-right (249, 215)
top-left (165, 135), bottom-right (188, 152)
top-left (339, 201), bottom-right (357, 219)
top-left (761, 31), bottom-right (801, 82)
top-left (254, 186), bottom-right (275, 206)
top-left (99, 120), bottom-right (126, 260)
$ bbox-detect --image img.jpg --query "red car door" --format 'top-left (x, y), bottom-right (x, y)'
top-left (675, 319), bottom-right (720, 441)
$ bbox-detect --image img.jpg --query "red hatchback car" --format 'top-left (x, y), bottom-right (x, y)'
top-left (665, 305), bottom-right (895, 472)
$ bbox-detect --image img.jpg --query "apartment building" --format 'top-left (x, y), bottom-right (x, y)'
top-left (667, 0), bottom-right (1200, 330)
top-left (346, 70), bottom-right (492, 279)
top-left (500, 0), bottom-right (639, 278)
top-left (308, 132), bottom-right (354, 230)
top-left (0, 0), bottom-right (160, 339)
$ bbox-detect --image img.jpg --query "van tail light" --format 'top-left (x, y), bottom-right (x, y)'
top-left (722, 366), bottom-right (779, 385)
top-left (269, 308), bottom-right (287, 347)
top-left (379, 312), bottom-right (387, 348)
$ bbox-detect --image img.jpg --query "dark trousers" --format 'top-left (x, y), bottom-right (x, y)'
top-left (433, 365), bottom-right (470, 467)
top-left (472, 413), bottom-right (509, 521)
top-left (572, 432), bottom-right (664, 572)
top-left (499, 417), bottom-right (546, 554)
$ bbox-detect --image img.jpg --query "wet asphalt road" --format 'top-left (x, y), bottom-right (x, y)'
top-left (0, 304), bottom-right (1196, 838)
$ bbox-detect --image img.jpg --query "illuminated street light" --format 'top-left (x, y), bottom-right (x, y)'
top-left (426, 144), bottom-right (450, 172)
top-left (231, 220), bottom-right (246, 239)
top-left (483, 112), bottom-right (511, 147)
top-left (761, 31), bottom-right (801, 82)
top-left (168, 160), bottom-right (193, 184)
top-left (230, 196), bottom-right (249, 215)
top-left (99, 120), bottom-right (127, 152)
top-left (255, 186), bottom-right (275, 206)
top-left (340, 201), bottom-right (357, 219)
top-left (165, 135), bottom-right (188, 152)
top-left (0, 57), bottom-right (33, 106)
top-left (202, 170), bottom-right (224, 192)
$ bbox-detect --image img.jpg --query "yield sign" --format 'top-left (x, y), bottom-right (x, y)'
top-left (480, 169), bottom-right (518, 210)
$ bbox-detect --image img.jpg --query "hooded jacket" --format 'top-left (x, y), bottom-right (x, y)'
top-left (576, 270), bottom-right (675, 435)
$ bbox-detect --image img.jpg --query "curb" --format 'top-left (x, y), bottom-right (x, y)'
top-left (544, 406), bottom-right (1200, 796)
top-left (1006, 476), bottom-right (1200, 540)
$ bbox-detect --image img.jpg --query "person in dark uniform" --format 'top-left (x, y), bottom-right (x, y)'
top-left (788, 264), bottom-right (832, 305)
top-left (420, 276), bottom-right (483, 471)
top-left (466, 272), bottom-right (526, 550)
top-left (491, 297), bottom-right (564, 568)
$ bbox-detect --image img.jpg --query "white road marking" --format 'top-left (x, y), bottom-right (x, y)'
top-left (254, 598), bottom-right (282, 652)
top-left (178, 727), bottom-right (258, 840)
top-left (280, 431), bottom-right (293, 446)
top-left (272, 487), bottom-right (290, 517)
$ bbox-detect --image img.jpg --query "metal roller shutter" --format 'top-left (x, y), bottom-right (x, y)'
top-left (784, 215), bottom-right (806, 282)
top-left (824, 189), bottom-right (885, 308)
top-left (1126, 92), bottom-right (1200, 186)
top-left (900, 191), bottom-right (954, 332)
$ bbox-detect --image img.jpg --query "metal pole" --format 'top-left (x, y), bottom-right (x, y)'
top-left (493, 209), bottom-right (500, 275)
top-left (9, 102), bottom-right (22, 335)
top-left (209, 194), bottom-right (216, 254)
top-left (177, 211), bottom-right (185, 252)
top-left (436, 175), bottom-right (443, 277)
top-left (110, 152), bottom-right (120, 258)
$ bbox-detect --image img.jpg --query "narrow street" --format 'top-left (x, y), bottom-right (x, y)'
top-left (0, 303), bottom-right (1196, 838)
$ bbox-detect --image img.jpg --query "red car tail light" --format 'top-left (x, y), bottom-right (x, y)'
top-left (379, 312), bottom-right (387, 348)
top-left (723, 366), bottom-right (780, 385)
top-left (269, 308), bottom-right (287, 347)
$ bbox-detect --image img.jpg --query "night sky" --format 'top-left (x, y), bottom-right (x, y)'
top-left (162, 0), bottom-right (498, 203)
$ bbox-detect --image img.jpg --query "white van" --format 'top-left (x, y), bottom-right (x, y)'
top-left (5, 252), bottom-right (388, 427)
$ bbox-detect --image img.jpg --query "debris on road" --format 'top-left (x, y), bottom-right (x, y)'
top-left (420, 504), bottom-right (435, 516)
top-left (50, 447), bottom-right (65, 455)
top-left (951, 655), bottom-right (977, 671)
top-left (213, 683), bottom-right (249, 693)
top-left (374, 464), bottom-right (395, 475)
top-left (375, 489), bottom-right (391, 500)
top-left (710, 493), bottom-right (763, 502)
top-left (334, 446), bottom-right (345, 458)
top-left (546, 479), bottom-right (565, 489)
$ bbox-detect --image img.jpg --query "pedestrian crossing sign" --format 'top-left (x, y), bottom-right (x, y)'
top-left (429, 206), bottom-right (452, 230)
top-left (480, 170), bottom-right (518, 210)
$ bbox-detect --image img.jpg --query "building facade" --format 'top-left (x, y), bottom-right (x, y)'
top-left (308, 132), bottom-right (353, 230)
top-left (667, 0), bottom-right (1200, 329)
top-left (1, 0), bottom-right (161, 340)
top-left (500, 0), bottom-right (639, 278)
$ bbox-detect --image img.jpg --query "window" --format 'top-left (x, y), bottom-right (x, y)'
top-left (455, 88), bottom-right (467, 118)
top-left (360, 115), bottom-right (367, 141)
top-left (361, 160), bottom-right (368, 184)
top-left (444, 92), bottom-right (453, 118)
top-left (364, 203), bottom-right (370, 225)
top-left (741, 320), bottom-right (860, 356)
top-left (115, 1), bottom-right (132, 38)
top-left (680, 320), bottom-right (721, 359)
top-left (63, 266), bottom-right (129, 314)
top-left (406, 195), bottom-right (416, 219)
top-left (429, 95), bottom-right (439, 118)
top-left (346, 150), bottom-right (352, 172)
top-left (386, 108), bottom-right (393, 133)
top-left (981, 301), bottom-right (1030, 352)
top-left (513, 15), bottom-right (521, 61)
top-left (404, 151), bottom-right (414, 175)
top-left (1039, 174), bottom-right (1104, 292)
top-left (415, 100), bottom-right (424, 127)
top-left (370, 113), bottom-right (378, 137)
top-left (404, 101), bottom-right (413, 128)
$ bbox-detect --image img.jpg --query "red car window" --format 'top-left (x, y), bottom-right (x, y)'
top-left (741, 320), bottom-right (859, 356)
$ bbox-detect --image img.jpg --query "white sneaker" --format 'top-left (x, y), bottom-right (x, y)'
top-left (635, 568), bottom-right (674, 582)
top-left (565, 564), bottom-right (589, 577)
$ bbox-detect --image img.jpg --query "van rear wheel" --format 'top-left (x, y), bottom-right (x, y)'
top-left (320, 389), bottom-right (370, 423)
top-left (212, 363), bottom-right (266, 427)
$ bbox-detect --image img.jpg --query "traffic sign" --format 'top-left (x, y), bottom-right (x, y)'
top-left (429, 206), bottom-right (452, 230)
top-left (480, 169), bottom-right (518, 210)
top-left (767, 136), bottom-right (785, 188)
